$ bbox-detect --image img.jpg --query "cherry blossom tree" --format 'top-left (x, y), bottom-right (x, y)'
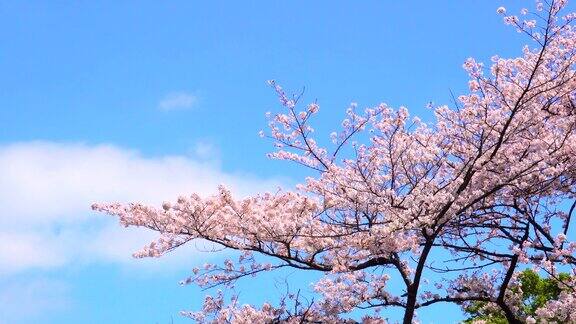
top-left (94, 1), bottom-right (576, 323)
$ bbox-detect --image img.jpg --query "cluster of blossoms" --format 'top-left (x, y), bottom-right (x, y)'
top-left (180, 291), bottom-right (284, 323)
top-left (534, 290), bottom-right (576, 322)
top-left (313, 271), bottom-right (395, 314)
top-left (94, 1), bottom-right (576, 323)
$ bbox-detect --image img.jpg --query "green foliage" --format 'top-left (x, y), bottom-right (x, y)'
top-left (462, 305), bottom-right (507, 324)
top-left (462, 270), bottom-right (569, 323)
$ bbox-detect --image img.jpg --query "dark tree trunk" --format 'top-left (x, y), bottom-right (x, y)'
top-left (402, 241), bottom-right (434, 324)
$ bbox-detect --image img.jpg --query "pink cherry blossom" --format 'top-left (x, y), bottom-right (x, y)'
top-left (94, 2), bottom-right (576, 323)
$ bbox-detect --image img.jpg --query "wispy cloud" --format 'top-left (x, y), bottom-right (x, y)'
top-left (192, 140), bottom-right (219, 160)
top-left (0, 141), bottom-right (286, 275)
top-left (158, 91), bottom-right (198, 111)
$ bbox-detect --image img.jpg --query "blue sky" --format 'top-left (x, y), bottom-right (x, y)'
top-left (1, 1), bottom-right (572, 323)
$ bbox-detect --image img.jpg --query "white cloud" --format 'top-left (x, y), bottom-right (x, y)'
top-left (191, 140), bottom-right (219, 160)
top-left (158, 91), bottom-right (198, 111)
top-left (0, 232), bottom-right (67, 273)
top-left (0, 141), bottom-right (286, 275)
